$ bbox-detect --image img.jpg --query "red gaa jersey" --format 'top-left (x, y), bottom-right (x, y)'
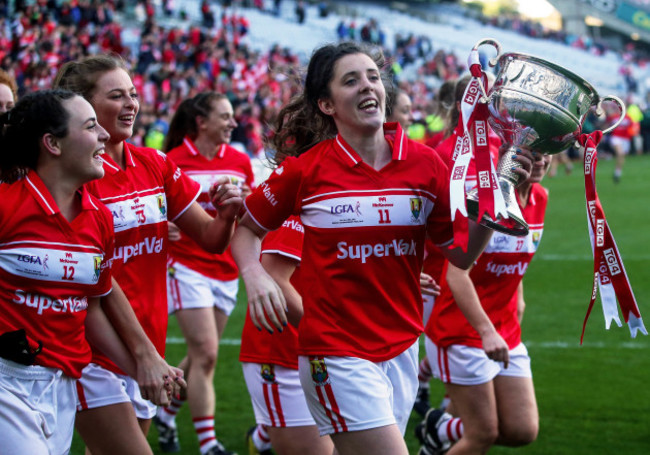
top-left (84, 142), bottom-right (200, 373)
top-left (167, 137), bottom-right (255, 280)
top-left (426, 183), bottom-right (548, 349)
top-left (239, 216), bottom-right (303, 369)
top-left (244, 124), bottom-right (453, 362)
top-left (0, 171), bottom-right (113, 378)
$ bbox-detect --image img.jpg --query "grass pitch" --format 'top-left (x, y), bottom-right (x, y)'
top-left (71, 153), bottom-right (650, 454)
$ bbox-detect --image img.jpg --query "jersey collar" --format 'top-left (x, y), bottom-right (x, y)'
top-left (25, 170), bottom-right (100, 216)
top-left (183, 137), bottom-right (227, 159)
top-left (100, 141), bottom-right (138, 175)
top-left (333, 122), bottom-right (407, 167)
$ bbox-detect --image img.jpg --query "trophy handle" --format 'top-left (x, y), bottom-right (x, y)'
top-left (471, 38), bottom-right (502, 67)
top-left (597, 95), bottom-right (627, 134)
top-left (471, 38), bottom-right (502, 101)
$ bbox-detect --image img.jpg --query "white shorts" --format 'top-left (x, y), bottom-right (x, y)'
top-left (298, 341), bottom-right (419, 437)
top-left (610, 136), bottom-right (631, 155)
top-left (76, 363), bottom-right (156, 419)
top-left (242, 362), bottom-right (316, 428)
top-left (425, 337), bottom-right (532, 386)
top-left (167, 261), bottom-right (238, 316)
top-left (0, 358), bottom-right (77, 455)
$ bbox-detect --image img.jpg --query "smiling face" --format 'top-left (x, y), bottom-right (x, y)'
top-left (89, 68), bottom-right (139, 144)
top-left (318, 53), bottom-right (386, 138)
top-left (57, 96), bottom-right (110, 183)
top-left (528, 154), bottom-right (552, 184)
top-left (0, 83), bottom-right (15, 114)
top-left (388, 91), bottom-right (414, 129)
top-left (197, 97), bottom-right (237, 146)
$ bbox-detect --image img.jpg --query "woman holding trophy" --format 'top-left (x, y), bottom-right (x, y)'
top-left (230, 41), bottom-right (534, 455)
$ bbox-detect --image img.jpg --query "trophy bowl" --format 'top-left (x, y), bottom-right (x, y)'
top-left (466, 39), bottom-right (625, 236)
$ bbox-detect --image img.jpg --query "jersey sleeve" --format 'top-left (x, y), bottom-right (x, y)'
top-left (261, 216), bottom-right (304, 262)
top-left (159, 151), bottom-right (201, 221)
top-left (244, 156), bottom-right (302, 231)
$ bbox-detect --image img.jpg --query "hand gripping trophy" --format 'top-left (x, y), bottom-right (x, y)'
top-left (452, 38), bottom-right (646, 339)
top-left (462, 38), bottom-right (624, 235)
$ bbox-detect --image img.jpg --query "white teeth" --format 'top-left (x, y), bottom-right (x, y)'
top-left (359, 100), bottom-right (377, 109)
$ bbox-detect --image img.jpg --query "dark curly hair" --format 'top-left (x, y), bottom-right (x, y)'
top-left (266, 42), bottom-right (390, 166)
top-left (0, 89), bottom-right (77, 183)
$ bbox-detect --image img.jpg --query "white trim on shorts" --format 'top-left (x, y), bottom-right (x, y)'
top-left (0, 358), bottom-right (77, 455)
top-left (242, 362), bottom-right (316, 428)
top-left (298, 341), bottom-right (419, 437)
top-left (167, 261), bottom-right (238, 316)
top-left (425, 337), bottom-right (532, 386)
top-left (76, 363), bottom-right (156, 419)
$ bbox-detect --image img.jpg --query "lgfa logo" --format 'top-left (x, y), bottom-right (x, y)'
top-left (17, 254), bottom-right (42, 265)
top-left (331, 201), bottom-right (361, 216)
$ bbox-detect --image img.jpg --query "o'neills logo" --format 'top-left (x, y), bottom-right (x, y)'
top-left (603, 248), bottom-right (621, 276)
top-left (475, 120), bottom-right (487, 146)
top-left (336, 239), bottom-right (417, 264)
top-left (13, 290), bottom-right (88, 314)
top-left (260, 181), bottom-right (278, 207)
top-left (596, 219), bottom-right (605, 247)
top-left (584, 148), bottom-right (595, 174)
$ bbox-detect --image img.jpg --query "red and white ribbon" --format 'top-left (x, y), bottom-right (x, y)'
top-left (579, 131), bottom-right (646, 342)
top-left (449, 49), bottom-right (506, 251)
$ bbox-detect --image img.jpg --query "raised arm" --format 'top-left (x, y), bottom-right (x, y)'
top-left (231, 214), bottom-right (287, 332)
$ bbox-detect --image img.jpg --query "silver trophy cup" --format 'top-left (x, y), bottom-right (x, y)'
top-left (466, 39), bottom-right (625, 236)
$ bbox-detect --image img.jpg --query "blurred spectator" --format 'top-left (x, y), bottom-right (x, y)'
top-left (295, 0), bottom-right (305, 24)
top-left (0, 69), bottom-right (17, 113)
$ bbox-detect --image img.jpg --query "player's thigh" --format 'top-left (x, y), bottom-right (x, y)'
top-left (75, 402), bottom-right (153, 455)
top-left (267, 425), bottom-right (333, 455)
top-left (330, 424), bottom-right (408, 455)
top-left (493, 375), bottom-right (538, 445)
top-left (175, 307), bottom-right (219, 355)
top-left (445, 381), bottom-right (499, 443)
